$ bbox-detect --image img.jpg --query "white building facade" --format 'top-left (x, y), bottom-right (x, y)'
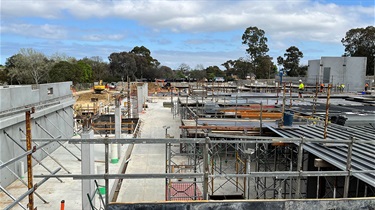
top-left (307, 57), bottom-right (367, 92)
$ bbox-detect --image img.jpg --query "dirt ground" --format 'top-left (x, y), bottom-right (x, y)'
top-left (73, 82), bottom-right (169, 107)
top-left (75, 90), bottom-right (112, 103)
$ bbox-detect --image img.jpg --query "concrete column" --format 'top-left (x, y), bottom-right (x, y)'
top-left (137, 85), bottom-right (143, 113)
top-left (81, 129), bottom-right (95, 210)
top-left (115, 99), bottom-right (122, 159)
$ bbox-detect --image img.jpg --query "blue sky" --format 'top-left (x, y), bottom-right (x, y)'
top-left (1, 0), bottom-right (374, 70)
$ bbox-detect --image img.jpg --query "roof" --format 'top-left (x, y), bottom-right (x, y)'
top-left (268, 124), bottom-right (375, 187)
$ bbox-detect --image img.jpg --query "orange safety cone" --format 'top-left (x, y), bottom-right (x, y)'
top-left (60, 200), bottom-right (65, 210)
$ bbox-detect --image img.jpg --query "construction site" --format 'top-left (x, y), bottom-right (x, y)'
top-left (0, 77), bottom-right (375, 210)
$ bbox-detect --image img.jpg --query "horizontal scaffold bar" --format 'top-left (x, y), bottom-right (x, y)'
top-left (33, 170), bottom-right (375, 180)
top-left (34, 173), bottom-right (204, 179)
top-left (26, 136), bottom-right (375, 144)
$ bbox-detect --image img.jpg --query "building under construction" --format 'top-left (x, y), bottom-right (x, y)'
top-left (0, 80), bottom-right (374, 210)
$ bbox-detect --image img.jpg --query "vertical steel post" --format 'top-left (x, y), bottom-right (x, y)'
top-left (168, 143), bottom-right (172, 200)
top-left (211, 157), bottom-right (214, 195)
top-left (343, 136), bottom-right (354, 198)
top-left (323, 84), bottom-right (332, 139)
top-left (165, 143), bottom-right (168, 201)
top-left (259, 102), bottom-right (263, 135)
top-left (26, 108), bottom-right (35, 210)
top-left (171, 85), bottom-right (173, 113)
top-left (203, 137), bottom-right (209, 200)
top-left (276, 81), bottom-right (280, 105)
top-left (316, 168), bottom-right (320, 198)
top-left (127, 76), bottom-right (131, 118)
top-left (235, 150), bottom-right (239, 192)
top-left (105, 140), bottom-right (109, 208)
top-left (243, 158), bottom-right (247, 198)
top-left (313, 82), bottom-right (319, 115)
top-left (296, 137), bottom-right (304, 198)
top-left (289, 146), bottom-right (293, 198)
top-left (281, 83), bottom-right (286, 126)
top-left (246, 154), bottom-right (251, 199)
top-left (235, 94), bottom-right (238, 119)
top-left (289, 82), bottom-right (292, 108)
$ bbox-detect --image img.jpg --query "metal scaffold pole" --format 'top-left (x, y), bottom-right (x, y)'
top-left (26, 108), bottom-right (34, 210)
top-left (343, 136), bottom-right (354, 198)
top-left (312, 82), bottom-right (319, 115)
top-left (323, 84), bottom-right (332, 139)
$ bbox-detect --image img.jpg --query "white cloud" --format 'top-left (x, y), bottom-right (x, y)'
top-left (2, 1), bottom-right (373, 42)
top-left (0, 23), bottom-right (67, 39)
top-left (82, 34), bottom-right (125, 41)
top-left (1, 0), bottom-right (373, 66)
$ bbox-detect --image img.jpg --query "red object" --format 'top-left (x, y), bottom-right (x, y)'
top-left (167, 182), bottom-right (203, 201)
top-left (60, 200), bottom-right (65, 210)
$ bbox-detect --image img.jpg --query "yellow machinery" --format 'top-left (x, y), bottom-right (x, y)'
top-left (94, 80), bottom-right (105, 93)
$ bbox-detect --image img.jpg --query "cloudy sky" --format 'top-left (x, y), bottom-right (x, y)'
top-left (1, 0), bottom-right (374, 69)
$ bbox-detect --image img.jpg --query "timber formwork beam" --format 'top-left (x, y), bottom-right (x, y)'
top-left (179, 125), bottom-right (260, 131)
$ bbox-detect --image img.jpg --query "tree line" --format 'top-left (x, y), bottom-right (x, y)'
top-left (0, 26), bottom-right (373, 85)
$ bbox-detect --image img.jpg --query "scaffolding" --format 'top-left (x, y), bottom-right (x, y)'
top-left (2, 81), bottom-right (375, 210)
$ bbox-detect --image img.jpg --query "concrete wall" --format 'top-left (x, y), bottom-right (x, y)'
top-left (307, 57), bottom-right (367, 92)
top-left (136, 83), bottom-right (148, 113)
top-left (0, 82), bottom-right (75, 187)
top-left (0, 82), bottom-right (72, 112)
top-left (108, 198), bottom-right (375, 210)
top-left (307, 60), bottom-right (321, 83)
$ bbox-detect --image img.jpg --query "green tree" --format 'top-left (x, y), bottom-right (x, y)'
top-left (8, 48), bottom-right (51, 84)
top-left (50, 52), bottom-right (76, 63)
top-left (4, 54), bottom-right (22, 84)
top-left (130, 46), bottom-right (160, 78)
top-left (242, 26), bottom-right (269, 78)
top-left (277, 46), bottom-right (304, 77)
top-left (297, 65), bottom-right (308, 77)
top-left (255, 55), bottom-right (275, 79)
top-left (49, 61), bottom-right (74, 83)
top-left (157, 66), bottom-right (174, 79)
top-left (76, 60), bottom-right (93, 82)
top-left (108, 52), bottom-right (137, 80)
top-left (222, 58), bottom-right (252, 79)
top-left (205, 66), bottom-right (224, 80)
top-left (0, 65), bottom-right (9, 84)
top-left (341, 26), bottom-right (375, 75)
top-left (242, 27), bottom-right (269, 60)
top-left (80, 56), bottom-right (109, 81)
top-left (49, 61), bottom-right (84, 84)
top-left (109, 46), bottom-right (160, 81)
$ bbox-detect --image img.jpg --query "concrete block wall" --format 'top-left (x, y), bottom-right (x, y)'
top-left (0, 82), bottom-right (75, 187)
top-left (307, 57), bottom-right (367, 92)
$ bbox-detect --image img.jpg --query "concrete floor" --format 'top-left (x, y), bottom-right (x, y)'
top-left (0, 97), bottom-right (180, 209)
top-left (0, 141), bottom-right (130, 209)
top-left (116, 97), bottom-right (181, 202)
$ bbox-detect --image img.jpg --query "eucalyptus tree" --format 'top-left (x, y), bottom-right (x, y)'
top-left (277, 46), bottom-right (304, 77)
top-left (341, 26), bottom-right (375, 75)
top-left (242, 26), bottom-right (270, 78)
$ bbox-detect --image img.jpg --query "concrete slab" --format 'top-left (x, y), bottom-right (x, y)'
top-left (0, 97), bottom-right (181, 209)
top-left (116, 98), bottom-right (181, 203)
